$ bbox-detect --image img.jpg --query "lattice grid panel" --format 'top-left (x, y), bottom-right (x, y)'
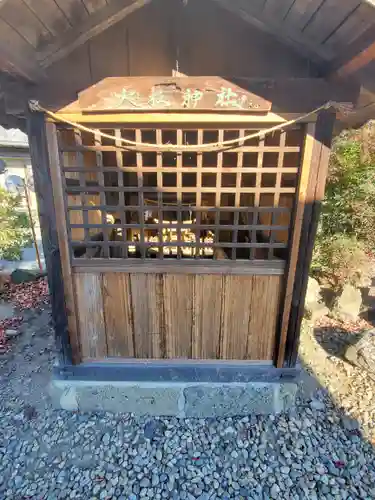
top-left (57, 124), bottom-right (304, 261)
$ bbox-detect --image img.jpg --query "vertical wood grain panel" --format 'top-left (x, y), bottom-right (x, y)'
top-left (45, 122), bottom-right (81, 363)
top-left (164, 274), bottom-right (193, 358)
top-left (277, 123), bottom-right (316, 367)
top-left (221, 276), bottom-right (253, 359)
top-left (103, 272), bottom-right (134, 357)
top-left (193, 275), bottom-right (223, 359)
top-left (131, 274), bottom-right (163, 358)
top-left (74, 273), bottom-right (107, 359)
top-left (248, 275), bottom-right (282, 360)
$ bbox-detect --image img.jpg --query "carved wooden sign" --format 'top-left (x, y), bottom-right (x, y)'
top-left (78, 77), bottom-right (271, 113)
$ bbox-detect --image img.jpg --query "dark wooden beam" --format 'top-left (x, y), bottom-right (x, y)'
top-left (36, 0), bottom-right (151, 68)
top-left (26, 110), bottom-right (73, 365)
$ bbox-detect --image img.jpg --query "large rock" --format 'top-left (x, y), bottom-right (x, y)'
top-left (345, 330), bottom-right (375, 379)
top-left (304, 278), bottom-right (328, 322)
top-left (335, 284), bottom-right (362, 321)
top-left (306, 277), bottom-right (321, 304)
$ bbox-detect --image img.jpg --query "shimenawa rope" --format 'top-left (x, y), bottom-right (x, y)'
top-left (29, 100), bottom-right (344, 153)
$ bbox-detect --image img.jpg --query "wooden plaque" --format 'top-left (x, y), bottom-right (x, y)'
top-left (78, 77), bottom-right (272, 113)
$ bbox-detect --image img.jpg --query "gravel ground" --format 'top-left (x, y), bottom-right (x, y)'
top-left (1, 307), bottom-right (375, 499)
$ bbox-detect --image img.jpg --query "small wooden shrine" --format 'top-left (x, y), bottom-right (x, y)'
top-left (0, 0), bottom-right (374, 383)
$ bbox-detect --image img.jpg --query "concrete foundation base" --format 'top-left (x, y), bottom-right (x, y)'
top-left (50, 379), bottom-right (298, 417)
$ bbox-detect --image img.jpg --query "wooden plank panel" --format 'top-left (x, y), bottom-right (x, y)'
top-left (262, 0), bottom-right (296, 20)
top-left (1, 0), bottom-right (52, 48)
top-left (324, 3), bottom-right (375, 50)
top-left (163, 275), bottom-right (193, 358)
top-left (284, 0), bottom-right (325, 30)
top-left (74, 272), bottom-right (107, 359)
top-left (303, 0), bottom-right (361, 45)
top-left (248, 275), bottom-right (282, 360)
top-left (192, 275), bottom-right (223, 359)
top-left (103, 272), bottom-right (134, 357)
top-left (127, 0), bottom-right (174, 76)
top-left (54, 0), bottom-right (89, 25)
top-left (221, 276), bottom-right (253, 359)
top-left (0, 18), bottom-right (41, 80)
top-left (182, 0), bottom-right (316, 76)
top-left (83, 0), bottom-right (108, 14)
top-left (23, 0), bottom-right (71, 37)
top-left (88, 16), bottom-right (129, 80)
top-left (131, 274), bottom-right (163, 358)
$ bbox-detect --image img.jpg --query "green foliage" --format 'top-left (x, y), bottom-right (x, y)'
top-left (312, 128), bottom-right (375, 288)
top-left (0, 187), bottom-right (32, 260)
top-left (320, 136), bottom-right (375, 249)
top-left (311, 234), bottom-right (369, 290)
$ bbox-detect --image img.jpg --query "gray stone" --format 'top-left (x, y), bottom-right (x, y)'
top-left (5, 329), bottom-right (20, 338)
top-left (309, 303), bottom-right (330, 323)
top-left (335, 284), bottom-right (362, 321)
top-left (52, 381), bottom-right (181, 416)
top-left (306, 277), bottom-right (322, 305)
top-left (144, 420), bottom-right (165, 439)
top-left (51, 380), bottom-right (297, 416)
top-left (304, 278), bottom-right (329, 322)
top-left (310, 399), bottom-right (326, 411)
top-left (102, 433), bottom-right (110, 446)
top-left (270, 484), bottom-right (280, 499)
top-left (140, 478), bottom-right (150, 488)
top-left (345, 330), bottom-right (375, 378)
top-left (184, 384), bottom-right (275, 417)
top-left (0, 303), bottom-right (14, 321)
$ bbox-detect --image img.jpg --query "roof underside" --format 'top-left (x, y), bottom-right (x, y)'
top-left (0, 0), bottom-right (375, 127)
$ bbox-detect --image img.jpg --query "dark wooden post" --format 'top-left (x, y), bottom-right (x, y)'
top-left (27, 110), bottom-right (73, 366)
top-left (283, 110), bottom-right (336, 367)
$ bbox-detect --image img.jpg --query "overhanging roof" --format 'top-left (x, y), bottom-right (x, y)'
top-left (0, 0), bottom-right (374, 127)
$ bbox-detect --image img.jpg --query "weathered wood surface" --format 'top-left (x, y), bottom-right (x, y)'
top-left (45, 121), bottom-right (81, 364)
top-left (164, 275), bottom-right (194, 358)
top-left (221, 276), bottom-right (254, 359)
top-left (78, 77), bottom-right (272, 112)
top-left (103, 272), bottom-right (134, 357)
top-left (62, 77), bottom-right (359, 115)
top-left (192, 275), bottom-right (223, 359)
top-left (27, 111), bottom-right (74, 364)
top-left (73, 271), bottom-right (282, 361)
top-left (248, 275), bottom-right (282, 360)
top-left (74, 272), bottom-right (107, 359)
top-left (283, 110), bottom-right (335, 367)
top-left (131, 273), bottom-right (163, 358)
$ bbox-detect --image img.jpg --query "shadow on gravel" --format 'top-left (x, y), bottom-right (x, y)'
top-left (312, 325), bottom-right (363, 361)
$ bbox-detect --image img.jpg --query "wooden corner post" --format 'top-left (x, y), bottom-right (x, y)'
top-left (27, 111), bottom-right (80, 365)
top-left (277, 110), bottom-right (336, 368)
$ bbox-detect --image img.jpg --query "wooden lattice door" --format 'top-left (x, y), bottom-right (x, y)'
top-left (48, 117), bottom-right (310, 363)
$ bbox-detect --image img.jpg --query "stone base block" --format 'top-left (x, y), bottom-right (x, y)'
top-left (50, 379), bottom-right (297, 417)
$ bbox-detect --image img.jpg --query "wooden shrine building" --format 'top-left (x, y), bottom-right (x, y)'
top-left (1, 0), bottom-right (375, 400)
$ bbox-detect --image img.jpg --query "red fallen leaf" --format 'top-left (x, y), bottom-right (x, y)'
top-left (333, 460), bottom-right (345, 469)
